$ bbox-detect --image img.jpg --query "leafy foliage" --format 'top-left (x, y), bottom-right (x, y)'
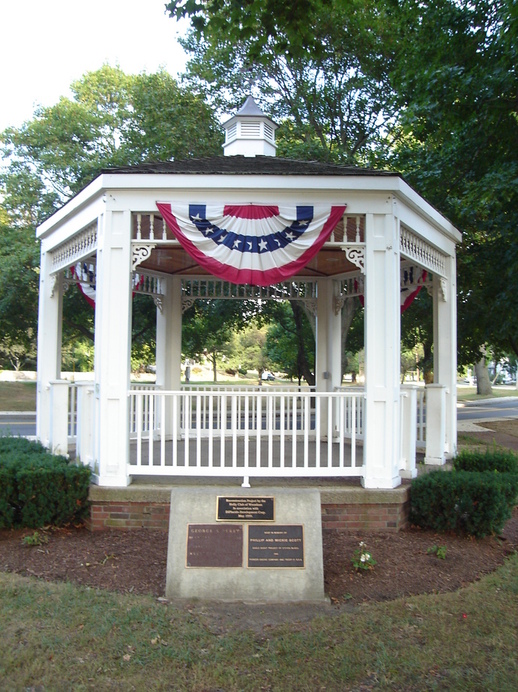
top-left (452, 449), bottom-right (518, 475)
top-left (0, 437), bottom-right (91, 529)
top-left (177, 0), bottom-right (398, 165)
top-left (266, 301), bottom-right (315, 383)
top-left (385, 0), bottom-right (518, 363)
top-left (0, 66), bottom-right (222, 362)
top-left (410, 470), bottom-right (518, 537)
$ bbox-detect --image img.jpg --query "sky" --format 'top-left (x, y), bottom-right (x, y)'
top-left (0, 0), bottom-right (189, 132)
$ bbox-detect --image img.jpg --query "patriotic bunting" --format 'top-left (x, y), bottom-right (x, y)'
top-left (356, 267), bottom-right (428, 313)
top-left (71, 263), bottom-right (143, 306)
top-left (156, 202), bottom-right (346, 286)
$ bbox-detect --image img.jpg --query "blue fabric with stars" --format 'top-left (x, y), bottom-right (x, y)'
top-left (188, 205), bottom-right (313, 254)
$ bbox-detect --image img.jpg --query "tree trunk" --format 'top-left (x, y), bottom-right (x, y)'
top-left (474, 357), bottom-right (492, 396)
top-left (290, 301), bottom-right (315, 387)
top-left (211, 350), bottom-right (218, 383)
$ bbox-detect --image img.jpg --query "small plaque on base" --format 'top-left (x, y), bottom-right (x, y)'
top-left (186, 524), bottom-right (243, 568)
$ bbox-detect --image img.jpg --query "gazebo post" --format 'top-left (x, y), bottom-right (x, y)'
top-left (363, 209), bottom-right (402, 489)
top-left (432, 255), bottom-right (458, 458)
top-left (156, 275), bottom-right (183, 436)
top-left (36, 250), bottom-right (63, 449)
top-left (94, 210), bottom-right (133, 486)
top-left (315, 278), bottom-right (342, 435)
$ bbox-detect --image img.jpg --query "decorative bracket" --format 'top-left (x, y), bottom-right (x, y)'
top-left (304, 298), bottom-right (318, 317)
top-left (342, 245), bottom-right (365, 274)
top-left (153, 295), bottom-right (163, 314)
top-left (181, 297), bottom-right (196, 314)
top-left (334, 295), bottom-right (347, 315)
top-left (132, 243), bottom-right (156, 271)
top-left (49, 273), bottom-right (58, 298)
top-left (439, 277), bottom-right (448, 302)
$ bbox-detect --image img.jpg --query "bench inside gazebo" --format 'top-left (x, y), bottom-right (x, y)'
top-left (36, 97), bottom-right (460, 528)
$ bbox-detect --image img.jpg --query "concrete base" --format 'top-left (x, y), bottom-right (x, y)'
top-left (165, 487), bottom-right (327, 603)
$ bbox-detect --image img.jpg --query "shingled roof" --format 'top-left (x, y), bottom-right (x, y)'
top-left (102, 156), bottom-right (398, 178)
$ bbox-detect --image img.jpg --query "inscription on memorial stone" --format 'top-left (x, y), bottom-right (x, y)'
top-left (217, 496), bottom-right (274, 521)
top-left (186, 524), bottom-right (243, 568)
top-left (248, 525), bottom-right (304, 568)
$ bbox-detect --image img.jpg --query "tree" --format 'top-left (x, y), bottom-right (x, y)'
top-left (182, 300), bottom-right (256, 381)
top-left (266, 302), bottom-right (315, 385)
top-left (174, 0), bottom-right (398, 165)
top-left (0, 66), bottom-right (223, 364)
top-left (384, 0), bottom-right (518, 370)
top-left (171, 0), bottom-right (518, 389)
top-left (0, 212), bottom-right (39, 370)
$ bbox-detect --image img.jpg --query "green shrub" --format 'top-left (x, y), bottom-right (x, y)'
top-left (0, 463), bottom-right (17, 528)
top-left (0, 438), bottom-right (91, 529)
top-left (453, 448), bottom-right (518, 475)
top-left (410, 470), bottom-right (518, 537)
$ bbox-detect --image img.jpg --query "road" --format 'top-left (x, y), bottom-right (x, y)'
top-left (1, 397), bottom-right (517, 438)
top-left (0, 412), bottom-right (37, 437)
top-left (457, 397), bottom-right (518, 421)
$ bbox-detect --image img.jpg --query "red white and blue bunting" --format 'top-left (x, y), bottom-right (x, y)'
top-left (71, 263), bottom-right (143, 306)
top-left (156, 202), bottom-right (346, 286)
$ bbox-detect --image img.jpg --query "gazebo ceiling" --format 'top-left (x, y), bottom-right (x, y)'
top-left (137, 243), bottom-right (359, 279)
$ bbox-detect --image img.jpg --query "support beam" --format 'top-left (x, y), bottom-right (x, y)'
top-left (156, 276), bottom-right (182, 437)
top-left (36, 252), bottom-right (63, 448)
top-left (94, 210), bottom-right (133, 486)
top-left (433, 255), bottom-right (457, 458)
top-left (363, 207), bottom-right (401, 489)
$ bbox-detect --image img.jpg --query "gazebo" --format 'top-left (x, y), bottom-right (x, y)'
top-left (36, 97), bottom-right (461, 493)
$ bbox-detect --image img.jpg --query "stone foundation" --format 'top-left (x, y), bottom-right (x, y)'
top-left (87, 484), bottom-right (410, 533)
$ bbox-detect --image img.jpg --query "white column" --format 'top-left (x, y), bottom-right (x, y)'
top-left (315, 279), bottom-right (342, 391)
top-left (315, 279), bottom-right (342, 436)
top-left (400, 384), bottom-right (417, 478)
top-left (156, 276), bottom-right (182, 437)
top-left (424, 384), bottom-right (446, 464)
top-left (329, 280), bottom-right (343, 392)
top-left (76, 381), bottom-right (95, 469)
top-left (432, 254), bottom-right (457, 458)
top-left (363, 208), bottom-right (401, 489)
top-left (36, 250), bottom-right (63, 448)
top-left (315, 279), bottom-right (330, 393)
top-left (49, 380), bottom-right (69, 456)
top-left (156, 276), bottom-right (182, 391)
top-left (94, 210), bottom-right (133, 486)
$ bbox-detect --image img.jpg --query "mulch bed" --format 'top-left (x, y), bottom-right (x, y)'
top-left (1, 507), bottom-right (516, 606)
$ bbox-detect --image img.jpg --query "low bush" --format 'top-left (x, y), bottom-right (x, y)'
top-left (0, 437), bottom-right (91, 529)
top-left (410, 470), bottom-right (518, 537)
top-left (453, 448), bottom-right (518, 475)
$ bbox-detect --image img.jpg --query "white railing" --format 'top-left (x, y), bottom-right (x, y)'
top-left (416, 387), bottom-right (426, 448)
top-left (128, 389), bottom-right (365, 482)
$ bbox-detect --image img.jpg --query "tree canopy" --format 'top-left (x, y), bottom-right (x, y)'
top-left (171, 0), bottom-right (518, 373)
top-left (0, 66), bottom-right (223, 367)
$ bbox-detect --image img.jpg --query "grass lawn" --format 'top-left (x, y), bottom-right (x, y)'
top-left (0, 381), bottom-right (36, 411)
top-left (0, 553), bottom-right (516, 690)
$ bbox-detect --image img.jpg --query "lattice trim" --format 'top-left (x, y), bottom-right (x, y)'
top-left (51, 222), bottom-right (98, 273)
top-left (400, 226), bottom-right (446, 276)
top-left (181, 279), bottom-right (318, 302)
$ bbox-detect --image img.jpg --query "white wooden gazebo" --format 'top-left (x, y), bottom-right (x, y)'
top-left (36, 98), bottom-right (461, 490)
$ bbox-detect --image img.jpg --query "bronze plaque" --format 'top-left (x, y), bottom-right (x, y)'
top-left (186, 524), bottom-right (243, 568)
top-left (248, 525), bottom-right (304, 568)
top-left (217, 496), bottom-right (274, 522)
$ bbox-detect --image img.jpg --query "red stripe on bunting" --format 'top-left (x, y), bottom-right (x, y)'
top-left (157, 203), bottom-right (346, 287)
top-left (223, 205), bottom-right (280, 219)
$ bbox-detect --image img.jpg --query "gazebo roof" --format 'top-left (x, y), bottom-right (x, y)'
top-left (102, 156), bottom-right (399, 178)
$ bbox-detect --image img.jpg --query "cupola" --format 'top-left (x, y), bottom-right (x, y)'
top-left (223, 96), bottom-right (278, 157)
